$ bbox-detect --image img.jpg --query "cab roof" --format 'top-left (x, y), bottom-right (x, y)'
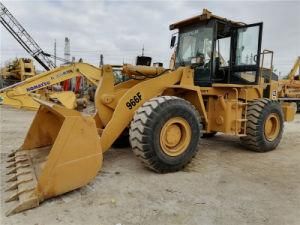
top-left (169, 9), bottom-right (245, 30)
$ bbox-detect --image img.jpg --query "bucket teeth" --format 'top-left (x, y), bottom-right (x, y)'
top-left (6, 158), bottom-right (28, 168)
top-left (6, 162), bottom-right (16, 168)
top-left (7, 157), bottom-right (15, 163)
top-left (5, 178), bottom-right (33, 192)
top-left (7, 152), bottom-right (27, 163)
top-left (7, 148), bottom-right (26, 157)
top-left (4, 149), bottom-right (43, 216)
top-left (6, 164), bottom-right (30, 175)
top-left (6, 171), bottom-right (31, 182)
top-left (5, 188), bottom-right (35, 203)
top-left (6, 174), bottom-right (17, 182)
top-left (8, 150), bottom-right (18, 157)
top-left (5, 190), bottom-right (18, 202)
top-left (6, 197), bottom-right (39, 216)
top-left (6, 169), bottom-right (17, 175)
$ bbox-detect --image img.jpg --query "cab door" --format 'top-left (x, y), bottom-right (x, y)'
top-left (230, 23), bottom-right (263, 84)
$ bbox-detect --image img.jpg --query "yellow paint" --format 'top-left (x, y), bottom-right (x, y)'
top-left (0, 63), bottom-right (102, 109)
top-left (5, 60), bottom-right (297, 216)
top-left (5, 104), bottom-right (102, 216)
top-left (281, 102), bottom-right (296, 122)
top-left (48, 91), bottom-right (77, 109)
top-left (0, 58), bottom-right (35, 81)
top-left (264, 113), bottom-right (280, 141)
top-left (160, 117), bottom-right (191, 157)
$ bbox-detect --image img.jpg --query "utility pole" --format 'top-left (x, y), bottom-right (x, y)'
top-left (99, 54), bottom-right (104, 67)
top-left (54, 39), bottom-right (57, 67)
top-left (142, 45), bottom-right (144, 56)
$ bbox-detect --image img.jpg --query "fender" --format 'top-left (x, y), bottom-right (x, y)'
top-left (98, 66), bottom-right (185, 152)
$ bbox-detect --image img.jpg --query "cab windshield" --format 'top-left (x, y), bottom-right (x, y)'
top-left (175, 25), bottom-right (214, 67)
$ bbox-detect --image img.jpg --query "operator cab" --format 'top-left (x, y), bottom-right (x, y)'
top-left (170, 9), bottom-right (263, 86)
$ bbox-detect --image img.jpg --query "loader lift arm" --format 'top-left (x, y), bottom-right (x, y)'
top-left (0, 63), bottom-right (102, 109)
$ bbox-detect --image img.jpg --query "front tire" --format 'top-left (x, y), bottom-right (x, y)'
top-left (240, 99), bottom-right (284, 152)
top-left (129, 96), bottom-right (202, 173)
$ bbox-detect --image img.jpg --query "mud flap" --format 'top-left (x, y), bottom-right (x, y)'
top-left (5, 104), bottom-right (102, 216)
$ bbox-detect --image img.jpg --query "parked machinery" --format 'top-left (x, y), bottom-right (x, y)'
top-left (4, 9), bottom-right (295, 216)
top-left (278, 57), bottom-right (300, 111)
top-left (0, 58), bottom-right (36, 88)
top-left (0, 63), bottom-right (101, 109)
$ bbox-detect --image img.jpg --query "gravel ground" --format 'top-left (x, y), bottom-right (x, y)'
top-left (1, 106), bottom-right (300, 225)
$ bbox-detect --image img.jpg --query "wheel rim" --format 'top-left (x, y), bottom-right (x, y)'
top-left (160, 117), bottom-right (191, 156)
top-left (264, 113), bottom-right (280, 141)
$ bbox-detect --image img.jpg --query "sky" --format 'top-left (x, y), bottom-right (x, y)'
top-left (0, 0), bottom-right (299, 76)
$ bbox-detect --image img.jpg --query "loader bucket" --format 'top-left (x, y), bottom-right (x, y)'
top-left (5, 103), bottom-right (102, 216)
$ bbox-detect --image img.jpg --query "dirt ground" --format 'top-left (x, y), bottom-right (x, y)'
top-left (0, 106), bottom-right (300, 225)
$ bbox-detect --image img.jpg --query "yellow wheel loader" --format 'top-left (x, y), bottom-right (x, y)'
top-left (0, 63), bottom-right (101, 110)
top-left (4, 9), bottom-right (296, 215)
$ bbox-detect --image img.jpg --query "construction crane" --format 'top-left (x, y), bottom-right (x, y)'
top-left (0, 2), bottom-right (55, 70)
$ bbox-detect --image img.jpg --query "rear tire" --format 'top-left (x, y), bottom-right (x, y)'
top-left (240, 99), bottom-right (284, 152)
top-left (129, 96), bottom-right (202, 173)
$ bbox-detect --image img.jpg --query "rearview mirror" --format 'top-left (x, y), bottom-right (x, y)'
top-left (170, 35), bottom-right (176, 48)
